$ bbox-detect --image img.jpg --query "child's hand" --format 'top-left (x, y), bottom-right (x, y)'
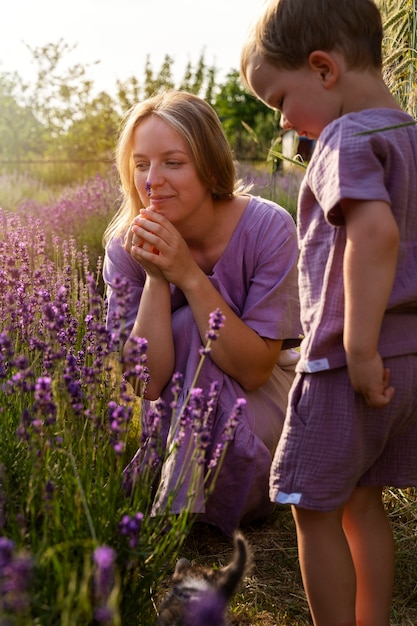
top-left (346, 352), bottom-right (395, 408)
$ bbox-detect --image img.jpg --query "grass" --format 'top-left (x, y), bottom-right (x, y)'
top-left (166, 488), bottom-right (417, 626)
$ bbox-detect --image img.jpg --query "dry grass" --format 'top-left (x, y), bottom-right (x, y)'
top-left (179, 507), bottom-right (311, 625)
top-left (172, 489), bottom-right (417, 626)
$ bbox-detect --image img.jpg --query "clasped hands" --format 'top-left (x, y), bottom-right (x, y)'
top-left (126, 207), bottom-right (159, 255)
top-left (124, 207), bottom-right (198, 288)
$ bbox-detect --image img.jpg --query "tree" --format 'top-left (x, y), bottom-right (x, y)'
top-left (213, 70), bottom-right (279, 160)
top-left (25, 40), bottom-right (99, 144)
top-left (0, 72), bottom-right (45, 161)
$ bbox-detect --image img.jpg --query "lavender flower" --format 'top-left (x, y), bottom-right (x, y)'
top-left (106, 275), bottom-right (134, 348)
top-left (169, 372), bottom-right (184, 411)
top-left (34, 376), bottom-right (57, 426)
top-left (118, 512), bottom-right (144, 549)
top-left (121, 335), bottom-right (150, 398)
top-left (222, 398), bottom-right (246, 442)
top-left (93, 545), bottom-right (117, 623)
top-left (205, 308), bottom-right (225, 340)
top-left (207, 398), bottom-right (243, 473)
top-left (93, 546), bottom-right (116, 598)
top-left (0, 537), bottom-right (14, 569)
top-left (107, 400), bottom-right (132, 455)
top-left (185, 589), bottom-right (227, 626)
top-left (199, 308), bottom-right (226, 356)
top-left (0, 538), bottom-right (33, 616)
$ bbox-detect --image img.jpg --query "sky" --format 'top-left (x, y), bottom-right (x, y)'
top-left (2, 0), bottom-right (267, 95)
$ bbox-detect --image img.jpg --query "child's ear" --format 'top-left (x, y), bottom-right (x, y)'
top-left (308, 50), bottom-right (339, 88)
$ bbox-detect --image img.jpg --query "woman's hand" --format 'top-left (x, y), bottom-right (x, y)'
top-left (125, 209), bottom-right (166, 280)
top-left (127, 208), bottom-right (201, 288)
top-left (126, 207), bottom-right (282, 392)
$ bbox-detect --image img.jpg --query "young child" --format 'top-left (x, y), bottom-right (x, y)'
top-left (240, 1), bottom-right (417, 624)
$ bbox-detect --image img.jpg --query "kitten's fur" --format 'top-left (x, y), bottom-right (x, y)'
top-left (155, 531), bottom-right (252, 626)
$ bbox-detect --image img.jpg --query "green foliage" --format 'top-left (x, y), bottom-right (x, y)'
top-left (0, 73), bottom-right (45, 161)
top-left (0, 1), bottom-right (415, 185)
top-left (0, 42), bottom-right (277, 186)
top-left (213, 70), bottom-right (278, 159)
top-left (378, 0), bottom-right (417, 117)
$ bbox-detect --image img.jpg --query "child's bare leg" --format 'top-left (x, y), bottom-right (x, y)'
top-left (292, 505), bottom-right (356, 626)
top-left (343, 486), bottom-right (394, 626)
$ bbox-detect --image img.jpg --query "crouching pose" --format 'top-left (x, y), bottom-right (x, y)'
top-left (103, 90), bottom-right (301, 536)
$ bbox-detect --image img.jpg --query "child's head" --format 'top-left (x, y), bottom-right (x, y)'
top-left (241, 0), bottom-right (383, 84)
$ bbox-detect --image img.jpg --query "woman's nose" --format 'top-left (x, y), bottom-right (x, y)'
top-left (147, 164), bottom-right (164, 186)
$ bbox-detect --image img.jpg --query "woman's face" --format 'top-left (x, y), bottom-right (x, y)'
top-left (132, 115), bottom-right (212, 225)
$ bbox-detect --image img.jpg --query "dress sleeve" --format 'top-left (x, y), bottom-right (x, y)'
top-left (238, 202), bottom-right (301, 343)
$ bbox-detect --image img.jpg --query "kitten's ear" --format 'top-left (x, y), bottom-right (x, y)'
top-left (173, 557), bottom-right (191, 576)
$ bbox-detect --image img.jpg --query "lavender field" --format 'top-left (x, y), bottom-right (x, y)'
top-left (0, 166), bottom-right (299, 625)
top-left (1, 168), bottom-right (416, 626)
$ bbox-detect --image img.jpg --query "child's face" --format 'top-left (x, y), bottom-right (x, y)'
top-left (246, 54), bottom-right (339, 140)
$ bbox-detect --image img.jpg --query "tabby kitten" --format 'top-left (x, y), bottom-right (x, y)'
top-left (155, 531), bottom-right (251, 626)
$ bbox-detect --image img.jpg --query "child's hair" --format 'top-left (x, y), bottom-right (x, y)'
top-left (241, 0), bottom-right (383, 84)
top-left (103, 91), bottom-right (247, 245)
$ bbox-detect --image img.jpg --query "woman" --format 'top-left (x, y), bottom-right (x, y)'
top-left (102, 91), bottom-right (301, 536)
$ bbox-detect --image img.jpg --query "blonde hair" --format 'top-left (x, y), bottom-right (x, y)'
top-left (103, 91), bottom-right (247, 245)
top-left (241, 0), bottom-right (383, 88)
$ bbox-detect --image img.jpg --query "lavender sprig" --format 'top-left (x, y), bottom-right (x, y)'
top-left (93, 545), bottom-right (118, 624)
top-left (177, 308), bottom-right (225, 429)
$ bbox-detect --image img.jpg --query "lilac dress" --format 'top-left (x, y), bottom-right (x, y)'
top-left (103, 196), bottom-right (301, 535)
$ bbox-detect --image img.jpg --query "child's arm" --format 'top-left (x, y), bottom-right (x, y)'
top-left (341, 198), bottom-right (399, 408)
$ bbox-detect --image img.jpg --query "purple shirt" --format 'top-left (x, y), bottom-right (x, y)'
top-left (297, 108), bottom-right (417, 373)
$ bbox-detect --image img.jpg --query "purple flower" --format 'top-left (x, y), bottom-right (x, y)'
top-left (0, 537), bottom-right (14, 569)
top-left (34, 376), bottom-right (57, 426)
top-left (92, 545), bottom-right (117, 624)
top-left (170, 372), bottom-right (184, 398)
top-left (185, 589), bottom-right (227, 626)
top-left (93, 545), bottom-right (116, 607)
top-left (0, 539), bottom-right (33, 615)
top-left (205, 308), bottom-right (225, 341)
top-left (107, 400), bottom-right (132, 454)
top-left (208, 443), bottom-right (224, 470)
top-left (94, 605), bottom-right (114, 623)
top-left (222, 398), bottom-right (245, 442)
top-left (118, 512), bottom-right (144, 549)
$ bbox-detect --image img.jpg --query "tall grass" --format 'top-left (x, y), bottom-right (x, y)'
top-left (379, 0), bottom-right (417, 118)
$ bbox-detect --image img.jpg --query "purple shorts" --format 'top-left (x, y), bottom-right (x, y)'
top-left (270, 354), bottom-right (417, 510)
